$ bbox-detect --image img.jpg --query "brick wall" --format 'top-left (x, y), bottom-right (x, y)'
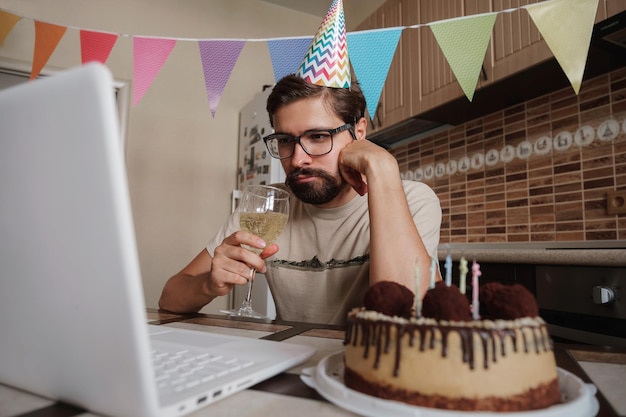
top-left (392, 68), bottom-right (626, 244)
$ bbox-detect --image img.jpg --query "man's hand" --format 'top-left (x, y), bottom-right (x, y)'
top-left (209, 231), bottom-right (279, 295)
top-left (159, 232), bottom-right (278, 313)
top-left (338, 139), bottom-right (398, 196)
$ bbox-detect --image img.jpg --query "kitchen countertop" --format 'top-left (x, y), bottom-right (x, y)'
top-left (438, 241), bottom-right (626, 267)
top-left (566, 346), bottom-right (626, 416)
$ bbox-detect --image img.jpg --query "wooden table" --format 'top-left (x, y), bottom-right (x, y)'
top-left (1, 309), bottom-right (624, 417)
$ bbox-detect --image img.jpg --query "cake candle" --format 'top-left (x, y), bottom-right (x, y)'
top-left (444, 253), bottom-right (452, 287)
top-left (429, 258), bottom-right (436, 289)
top-left (471, 260), bottom-right (481, 320)
top-left (414, 261), bottom-right (421, 318)
top-left (459, 256), bottom-right (468, 294)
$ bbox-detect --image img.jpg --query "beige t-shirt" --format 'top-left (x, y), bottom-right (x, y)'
top-left (207, 181), bottom-right (441, 325)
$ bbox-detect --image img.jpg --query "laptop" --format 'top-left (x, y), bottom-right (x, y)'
top-left (0, 63), bottom-right (315, 417)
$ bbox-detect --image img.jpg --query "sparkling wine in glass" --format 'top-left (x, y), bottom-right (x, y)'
top-left (221, 185), bottom-right (289, 319)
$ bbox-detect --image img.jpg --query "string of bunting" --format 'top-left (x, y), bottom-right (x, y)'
top-left (0, 0), bottom-right (599, 118)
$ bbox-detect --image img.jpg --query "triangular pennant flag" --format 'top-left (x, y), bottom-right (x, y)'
top-left (31, 21), bottom-right (67, 80)
top-left (80, 30), bottom-right (118, 64)
top-left (267, 37), bottom-right (313, 83)
top-left (132, 37), bottom-right (176, 105)
top-left (525, 0), bottom-right (599, 94)
top-left (429, 13), bottom-right (497, 102)
top-left (347, 27), bottom-right (402, 119)
top-left (0, 10), bottom-right (21, 46)
top-left (198, 40), bottom-right (246, 117)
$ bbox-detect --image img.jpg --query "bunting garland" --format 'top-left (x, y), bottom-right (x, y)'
top-left (31, 21), bottom-right (67, 80)
top-left (0, 10), bottom-right (20, 46)
top-left (347, 27), bottom-right (402, 118)
top-left (132, 37), bottom-right (176, 105)
top-left (429, 13), bottom-right (497, 102)
top-left (198, 40), bottom-right (246, 117)
top-left (267, 37), bottom-right (313, 83)
top-left (0, 0), bottom-right (608, 117)
top-left (526, 0), bottom-right (599, 94)
top-left (80, 30), bottom-right (118, 64)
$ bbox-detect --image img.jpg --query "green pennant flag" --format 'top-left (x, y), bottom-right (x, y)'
top-left (429, 13), bottom-right (497, 102)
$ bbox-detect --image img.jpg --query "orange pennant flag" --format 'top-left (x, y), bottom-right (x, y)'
top-left (0, 10), bottom-right (21, 46)
top-left (31, 21), bottom-right (67, 80)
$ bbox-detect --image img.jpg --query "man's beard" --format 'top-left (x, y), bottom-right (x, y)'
top-left (285, 168), bottom-right (346, 205)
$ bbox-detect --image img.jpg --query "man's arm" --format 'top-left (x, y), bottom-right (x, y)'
top-left (339, 119), bottom-right (441, 298)
top-left (159, 249), bottom-right (217, 313)
top-left (159, 234), bottom-right (279, 313)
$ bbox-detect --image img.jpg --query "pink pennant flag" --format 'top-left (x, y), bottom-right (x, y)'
top-left (80, 30), bottom-right (118, 64)
top-left (132, 37), bottom-right (177, 105)
top-left (198, 40), bottom-right (245, 117)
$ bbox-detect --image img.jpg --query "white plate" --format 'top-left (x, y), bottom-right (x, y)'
top-left (301, 352), bottom-right (599, 417)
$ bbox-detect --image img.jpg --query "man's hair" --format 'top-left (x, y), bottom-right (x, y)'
top-left (266, 75), bottom-right (366, 128)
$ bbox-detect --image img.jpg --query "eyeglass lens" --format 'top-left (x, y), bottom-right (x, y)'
top-left (267, 131), bottom-right (333, 159)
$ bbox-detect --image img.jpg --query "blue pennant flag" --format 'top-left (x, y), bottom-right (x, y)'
top-left (267, 37), bottom-right (313, 83)
top-left (347, 27), bottom-right (402, 119)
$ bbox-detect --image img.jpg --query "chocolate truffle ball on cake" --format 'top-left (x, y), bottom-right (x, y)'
top-left (363, 281), bottom-right (414, 319)
top-left (422, 280), bottom-right (472, 321)
top-left (344, 279), bottom-right (561, 411)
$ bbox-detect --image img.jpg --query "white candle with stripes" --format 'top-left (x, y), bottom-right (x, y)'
top-left (471, 260), bottom-right (481, 320)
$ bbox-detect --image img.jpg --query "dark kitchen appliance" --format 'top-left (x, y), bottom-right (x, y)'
top-left (536, 265), bottom-right (626, 348)
top-left (594, 9), bottom-right (626, 52)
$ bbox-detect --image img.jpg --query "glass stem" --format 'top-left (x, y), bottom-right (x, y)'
top-left (243, 267), bottom-right (255, 306)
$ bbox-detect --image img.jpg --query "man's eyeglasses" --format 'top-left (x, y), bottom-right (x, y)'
top-left (263, 124), bottom-right (353, 160)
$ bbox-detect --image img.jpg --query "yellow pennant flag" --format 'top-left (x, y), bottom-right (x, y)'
top-left (0, 10), bottom-right (21, 46)
top-left (525, 0), bottom-right (599, 94)
top-left (31, 21), bottom-right (67, 80)
top-left (429, 13), bottom-right (497, 102)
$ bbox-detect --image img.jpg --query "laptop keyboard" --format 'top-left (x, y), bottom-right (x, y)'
top-left (152, 347), bottom-right (255, 395)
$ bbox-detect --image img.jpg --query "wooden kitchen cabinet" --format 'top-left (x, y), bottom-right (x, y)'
top-left (486, 1), bottom-right (549, 86)
top-left (357, 0), bottom-right (500, 128)
top-left (356, 0), bottom-right (412, 132)
top-left (406, 0), bottom-right (494, 115)
top-left (488, 0), bottom-right (626, 84)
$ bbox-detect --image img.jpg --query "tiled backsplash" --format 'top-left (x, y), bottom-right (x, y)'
top-left (392, 68), bottom-right (626, 244)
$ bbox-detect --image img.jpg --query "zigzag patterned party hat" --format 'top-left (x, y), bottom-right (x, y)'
top-left (296, 0), bottom-right (351, 88)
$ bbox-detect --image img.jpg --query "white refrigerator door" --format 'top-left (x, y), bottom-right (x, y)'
top-left (237, 87), bottom-right (285, 190)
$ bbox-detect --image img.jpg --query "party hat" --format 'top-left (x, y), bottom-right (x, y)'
top-left (296, 0), bottom-right (351, 88)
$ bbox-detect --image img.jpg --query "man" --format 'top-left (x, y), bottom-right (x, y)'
top-left (159, 75), bottom-right (442, 324)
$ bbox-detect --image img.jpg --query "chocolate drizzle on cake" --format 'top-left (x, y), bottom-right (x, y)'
top-left (345, 312), bottom-right (552, 375)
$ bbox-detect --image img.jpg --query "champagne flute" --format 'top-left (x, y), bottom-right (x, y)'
top-left (221, 185), bottom-right (289, 319)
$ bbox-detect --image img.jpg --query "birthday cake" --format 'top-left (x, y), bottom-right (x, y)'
top-left (343, 280), bottom-right (561, 411)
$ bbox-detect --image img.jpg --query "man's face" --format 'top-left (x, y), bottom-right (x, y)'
top-left (272, 97), bottom-right (354, 207)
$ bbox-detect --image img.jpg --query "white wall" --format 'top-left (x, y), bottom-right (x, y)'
top-left (0, 0), bottom-right (321, 313)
